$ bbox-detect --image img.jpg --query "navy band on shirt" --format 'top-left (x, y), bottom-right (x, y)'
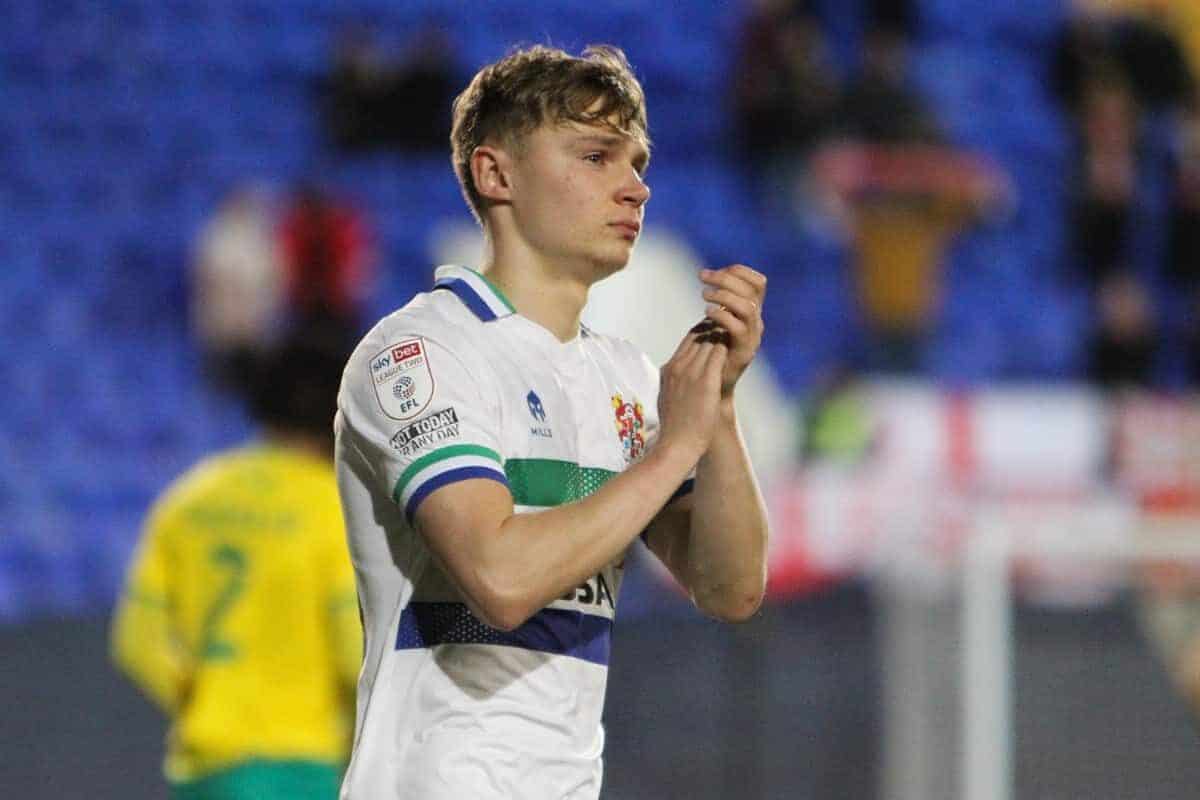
top-left (395, 601), bottom-right (612, 666)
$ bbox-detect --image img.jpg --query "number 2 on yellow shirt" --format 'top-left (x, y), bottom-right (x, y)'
top-left (200, 544), bottom-right (246, 661)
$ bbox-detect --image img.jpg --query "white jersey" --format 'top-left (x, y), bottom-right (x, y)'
top-left (335, 265), bottom-right (691, 800)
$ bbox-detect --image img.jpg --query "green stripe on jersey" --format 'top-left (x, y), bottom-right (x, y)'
top-left (468, 267), bottom-right (517, 313)
top-left (504, 458), bottom-right (617, 507)
top-left (392, 444), bottom-right (503, 504)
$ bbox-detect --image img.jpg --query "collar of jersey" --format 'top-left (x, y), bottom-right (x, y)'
top-left (432, 265), bottom-right (516, 322)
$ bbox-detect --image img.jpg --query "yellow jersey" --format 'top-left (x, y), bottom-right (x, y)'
top-left (111, 443), bottom-right (362, 784)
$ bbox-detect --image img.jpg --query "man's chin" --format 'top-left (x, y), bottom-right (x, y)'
top-left (591, 248), bottom-right (634, 280)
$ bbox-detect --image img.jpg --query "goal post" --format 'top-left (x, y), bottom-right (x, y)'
top-left (880, 508), bottom-right (1200, 800)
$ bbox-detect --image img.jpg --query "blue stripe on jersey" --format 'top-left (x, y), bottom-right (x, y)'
top-left (395, 601), bottom-right (612, 666)
top-left (405, 465), bottom-right (508, 522)
top-left (433, 278), bottom-right (497, 322)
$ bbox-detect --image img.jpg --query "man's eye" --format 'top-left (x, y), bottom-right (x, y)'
top-left (585, 153), bottom-right (604, 164)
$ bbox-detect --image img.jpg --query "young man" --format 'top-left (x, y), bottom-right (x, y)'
top-left (335, 44), bottom-right (769, 799)
top-left (111, 335), bottom-right (362, 799)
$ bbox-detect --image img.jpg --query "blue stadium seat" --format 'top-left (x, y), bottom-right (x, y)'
top-left (0, 0), bottom-right (1162, 622)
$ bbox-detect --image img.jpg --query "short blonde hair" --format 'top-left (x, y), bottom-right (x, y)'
top-left (450, 44), bottom-right (649, 225)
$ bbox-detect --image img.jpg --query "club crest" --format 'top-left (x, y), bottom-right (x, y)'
top-left (612, 393), bottom-right (645, 463)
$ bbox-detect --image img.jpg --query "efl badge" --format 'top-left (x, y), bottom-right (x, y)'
top-left (371, 338), bottom-right (435, 420)
top-left (612, 393), bottom-right (645, 463)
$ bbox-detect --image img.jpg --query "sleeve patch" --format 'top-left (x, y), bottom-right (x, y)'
top-left (389, 408), bottom-right (461, 456)
top-left (371, 338), bottom-right (435, 420)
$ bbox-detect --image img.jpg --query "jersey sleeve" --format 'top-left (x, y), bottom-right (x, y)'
top-left (110, 503), bottom-right (189, 714)
top-left (316, 484), bottom-right (363, 691)
top-left (338, 331), bottom-right (509, 522)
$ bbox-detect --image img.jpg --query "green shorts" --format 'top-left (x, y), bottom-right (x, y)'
top-left (171, 760), bottom-right (341, 800)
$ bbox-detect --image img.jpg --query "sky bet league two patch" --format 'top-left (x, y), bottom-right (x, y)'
top-left (371, 338), bottom-right (435, 420)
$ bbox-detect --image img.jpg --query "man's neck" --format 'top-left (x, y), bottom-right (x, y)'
top-left (482, 242), bottom-right (592, 343)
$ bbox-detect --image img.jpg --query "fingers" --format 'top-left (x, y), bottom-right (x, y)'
top-left (700, 265), bottom-right (767, 304)
top-left (690, 318), bottom-right (732, 346)
top-left (702, 288), bottom-right (758, 325)
top-left (666, 325), bottom-right (702, 366)
top-left (703, 301), bottom-right (750, 338)
top-left (665, 328), bottom-right (709, 378)
top-left (701, 339), bottom-right (728, 392)
top-left (700, 265), bottom-right (766, 340)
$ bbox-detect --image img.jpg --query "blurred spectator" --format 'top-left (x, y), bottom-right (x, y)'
top-left (278, 183), bottom-right (374, 348)
top-left (840, 171), bottom-right (995, 374)
top-left (1052, 1), bottom-right (1179, 387)
top-left (191, 185), bottom-right (282, 398)
top-left (833, 0), bottom-right (936, 145)
top-left (1088, 270), bottom-right (1158, 387)
top-left (110, 332), bottom-right (361, 800)
top-left (1071, 71), bottom-right (1139, 285)
top-left (731, 0), bottom-right (840, 211)
top-left (811, 5), bottom-right (1004, 374)
top-left (1166, 106), bottom-right (1200, 383)
top-left (1166, 109), bottom-right (1200, 288)
top-left (323, 24), bottom-right (458, 152)
top-left (1052, 0), bottom-right (1193, 115)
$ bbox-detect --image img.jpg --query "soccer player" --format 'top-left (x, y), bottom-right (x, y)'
top-left (111, 335), bottom-right (362, 800)
top-left (335, 44), bottom-right (769, 799)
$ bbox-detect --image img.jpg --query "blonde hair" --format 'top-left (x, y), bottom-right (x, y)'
top-left (450, 44), bottom-right (649, 225)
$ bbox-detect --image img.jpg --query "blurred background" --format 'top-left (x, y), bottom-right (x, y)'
top-left (5, 0), bottom-right (1200, 797)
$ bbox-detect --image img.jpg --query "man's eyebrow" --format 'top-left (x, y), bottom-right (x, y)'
top-left (573, 133), bottom-right (651, 170)
top-left (572, 133), bottom-right (627, 148)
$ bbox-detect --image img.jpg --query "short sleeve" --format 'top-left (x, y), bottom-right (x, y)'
top-left (338, 332), bottom-right (509, 522)
top-left (315, 485), bottom-right (363, 687)
top-left (110, 504), bottom-right (186, 712)
top-left (124, 504), bottom-right (172, 606)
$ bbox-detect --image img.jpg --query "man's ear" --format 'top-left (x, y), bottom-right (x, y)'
top-left (471, 145), bottom-right (514, 204)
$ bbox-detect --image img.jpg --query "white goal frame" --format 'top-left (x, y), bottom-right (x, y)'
top-left (878, 508), bottom-right (1200, 800)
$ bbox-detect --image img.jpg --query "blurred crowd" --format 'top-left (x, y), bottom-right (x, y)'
top-left (1054, 0), bottom-right (1200, 389)
top-left (733, 0), bottom-right (1005, 378)
top-left (733, 0), bottom-right (1200, 397)
top-left (191, 181), bottom-right (375, 402)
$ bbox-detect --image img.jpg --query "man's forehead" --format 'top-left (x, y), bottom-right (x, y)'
top-left (556, 119), bottom-right (649, 155)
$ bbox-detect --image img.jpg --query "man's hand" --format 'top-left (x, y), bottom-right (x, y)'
top-left (698, 265), bottom-right (766, 397)
top-left (656, 331), bottom-right (729, 465)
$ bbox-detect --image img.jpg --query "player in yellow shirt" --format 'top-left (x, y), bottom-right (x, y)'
top-left (111, 335), bottom-right (362, 800)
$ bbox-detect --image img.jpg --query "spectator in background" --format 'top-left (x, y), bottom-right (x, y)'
top-left (278, 182), bottom-right (374, 349)
top-left (1088, 270), bottom-right (1158, 387)
top-left (191, 185), bottom-right (282, 398)
top-left (110, 332), bottom-right (361, 800)
top-left (1051, 1), bottom-right (1180, 387)
top-left (731, 0), bottom-right (840, 212)
top-left (1069, 71), bottom-right (1160, 388)
top-left (1069, 71), bottom-right (1140, 294)
top-left (324, 24), bottom-right (458, 153)
top-left (810, 0), bottom-right (1004, 374)
top-left (833, 0), bottom-right (937, 146)
top-left (1053, 0), bottom-right (1194, 117)
top-left (1166, 106), bottom-right (1200, 383)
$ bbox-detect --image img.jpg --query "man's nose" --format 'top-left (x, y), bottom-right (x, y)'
top-left (621, 171), bottom-right (650, 207)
